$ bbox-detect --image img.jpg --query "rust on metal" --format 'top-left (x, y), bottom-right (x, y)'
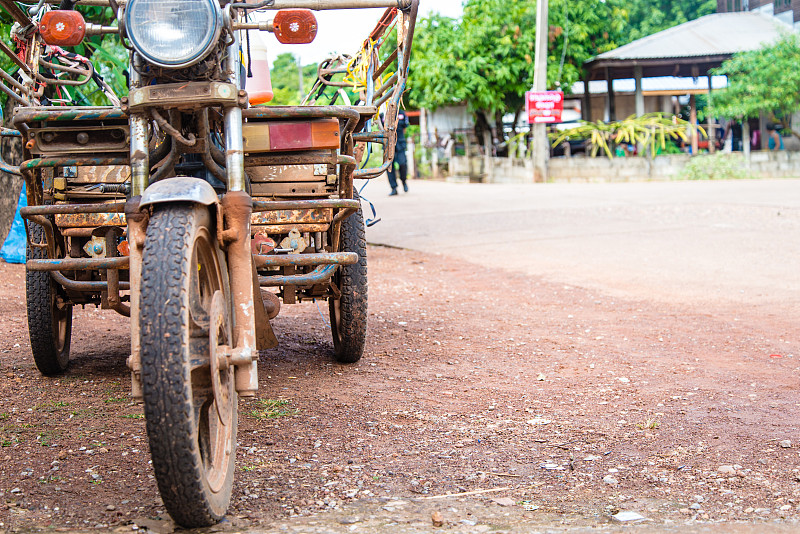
top-left (252, 223), bottom-right (330, 234)
top-left (27, 256), bottom-right (129, 272)
top-left (245, 150), bottom-right (338, 167)
top-left (259, 264), bottom-right (338, 287)
top-left (125, 196), bottom-right (147, 400)
top-left (250, 208), bottom-right (332, 226)
top-left (29, 126), bottom-right (129, 155)
top-left (74, 165), bottom-right (130, 184)
top-left (260, 290), bottom-right (281, 320)
top-left (22, 202), bottom-right (125, 216)
top-left (55, 212), bottom-right (126, 228)
top-left (21, 157), bottom-right (129, 172)
top-left (60, 228), bottom-right (95, 237)
top-left (220, 192), bottom-right (260, 396)
top-left (253, 252), bottom-right (357, 269)
top-left (125, 82), bottom-right (241, 113)
top-left (13, 107), bottom-right (127, 127)
top-left (50, 271), bottom-right (130, 292)
top-left (252, 199), bottom-right (359, 212)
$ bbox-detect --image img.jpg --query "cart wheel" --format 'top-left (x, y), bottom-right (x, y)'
top-left (26, 220), bottom-right (72, 376)
top-left (140, 204), bottom-right (236, 528)
top-left (329, 196), bottom-right (368, 363)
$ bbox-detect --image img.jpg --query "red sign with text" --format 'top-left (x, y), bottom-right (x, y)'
top-left (526, 91), bottom-right (564, 124)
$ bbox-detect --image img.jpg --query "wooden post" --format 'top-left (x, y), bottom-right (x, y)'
top-left (582, 72), bottom-right (592, 121)
top-left (690, 94), bottom-right (698, 155)
top-left (606, 67), bottom-right (616, 121)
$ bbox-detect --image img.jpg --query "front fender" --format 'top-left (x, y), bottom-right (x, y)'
top-left (139, 177), bottom-right (219, 210)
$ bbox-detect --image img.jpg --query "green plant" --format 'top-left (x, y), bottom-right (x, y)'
top-left (675, 153), bottom-right (752, 181)
top-left (120, 413), bottom-right (144, 419)
top-left (551, 113), bottom-right (698, 158)
top-left (249, 399), bottom-right (298, 420)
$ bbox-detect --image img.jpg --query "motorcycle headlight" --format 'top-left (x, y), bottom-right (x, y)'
top-left (125, 0), bottom-right (223, 69)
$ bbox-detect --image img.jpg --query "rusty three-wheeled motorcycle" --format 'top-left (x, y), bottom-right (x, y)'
top-left (0, 0), bottom-right (418, 526)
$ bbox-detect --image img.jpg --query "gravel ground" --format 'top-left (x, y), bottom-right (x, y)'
top-left (1, 239), bottom-right (799, 533)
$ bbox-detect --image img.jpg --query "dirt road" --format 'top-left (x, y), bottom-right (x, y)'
top-left (1, 180), bottom-right (799, 533)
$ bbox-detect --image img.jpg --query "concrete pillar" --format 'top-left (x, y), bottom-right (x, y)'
top-left (483, 129), bottom-right (492, 182)
top-left (634, 65), bottom-right (644, 117)
top-left (743, 120), bottom-right (751, 163)
top-left (707, 75), bottom-right (715, 154)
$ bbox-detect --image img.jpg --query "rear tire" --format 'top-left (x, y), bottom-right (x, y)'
top-left (140, 204), bottom-right (236, 528)
top-left (26, 221), bottom-right (72, 375)
top-left (329, 197), bottom-right (368, 363)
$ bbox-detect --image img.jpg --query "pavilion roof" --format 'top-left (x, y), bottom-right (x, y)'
top-left (585, 12), bottom-right (792, 81)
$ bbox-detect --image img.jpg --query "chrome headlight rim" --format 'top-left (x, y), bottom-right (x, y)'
top-left (124, 0), bottom-right (223, 69)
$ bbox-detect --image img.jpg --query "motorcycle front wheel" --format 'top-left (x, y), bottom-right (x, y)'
top-left (139, 204), bottom-right (236, 528)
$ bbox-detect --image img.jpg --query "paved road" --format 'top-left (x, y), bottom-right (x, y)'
top-left (361, 178), bottom-right (800, 312)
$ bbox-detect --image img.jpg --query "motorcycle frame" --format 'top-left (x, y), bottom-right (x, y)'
top-left (4, 0), bottom-right (419, 399)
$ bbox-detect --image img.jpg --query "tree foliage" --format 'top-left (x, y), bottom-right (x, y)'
top-left (267, 53), bottom-right (318, 106)
top-left (625, 0), bottom-right (717, 41)
top-left (404, 0), bottom-right (717, 142)
top-left (407, 0), bottom-right (628, 115)
top-left (708, 33), bottom-right (800, 126)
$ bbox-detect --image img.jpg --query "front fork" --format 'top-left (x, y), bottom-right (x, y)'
top-left (127, 38), bottom-right (260, 399)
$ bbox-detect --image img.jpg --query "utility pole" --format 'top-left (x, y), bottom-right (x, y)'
top-left (532, 0), bottom-right (549, 183)
top-left (297, 55), bottom-right (304, 101)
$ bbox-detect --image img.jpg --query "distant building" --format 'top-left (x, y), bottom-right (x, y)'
top-left (717, 0), bottom-right (800, 29)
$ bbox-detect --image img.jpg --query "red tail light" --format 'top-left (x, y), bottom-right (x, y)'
top-left (273, 9), bottom-right (317, 45)
top-left (39, 10), bottom-right (86, 47)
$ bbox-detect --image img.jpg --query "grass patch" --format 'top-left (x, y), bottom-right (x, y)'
top-left (637, 418), bottom-right (661, 430)
top-left (120, 413), bottom-right (144, 420)
top-left (249, 399), bottom-right (298, 420)
top-left (675, 153), bottom-right (752, 181)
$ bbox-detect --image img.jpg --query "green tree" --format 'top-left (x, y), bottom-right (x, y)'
top-left (708, 33), bottom-right (800, 136)
top-left (267, 53), bottom-right (318, 106)
top-left (407, 0), bottom-right (628, 143)
top-left (625, 0), bottom-right (717, 41)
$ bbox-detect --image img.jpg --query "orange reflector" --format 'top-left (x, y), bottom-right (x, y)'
top-left (117, 240), bottom-right (130, 257)
top-left (242, 119), bottom-right (340, 153)
top-left (39, 10), bottom-right (86, 47)
top-left (310, 120), bottom-right (340, 149)
top-left (273, 9), bottom-right (317, 45)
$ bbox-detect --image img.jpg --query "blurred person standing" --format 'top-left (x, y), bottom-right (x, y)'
top-left (388, 109), bottom-right (410, 196)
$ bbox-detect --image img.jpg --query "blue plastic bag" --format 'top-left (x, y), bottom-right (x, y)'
top-left (0, 183), bottom-right (27, 264)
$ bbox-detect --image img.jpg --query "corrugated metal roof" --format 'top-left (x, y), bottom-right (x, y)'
top-left (595, 12), bottom-right (792, 61)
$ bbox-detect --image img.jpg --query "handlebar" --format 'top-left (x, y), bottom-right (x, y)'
top-left (256, 0), bottom-right (412, 8)
top-left (16, 0), bottom-right (414, 8)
